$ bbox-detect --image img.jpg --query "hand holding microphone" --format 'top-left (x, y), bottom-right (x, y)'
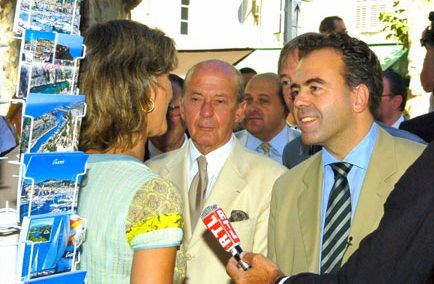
top-left (201, 204), bottom-right (251, 271)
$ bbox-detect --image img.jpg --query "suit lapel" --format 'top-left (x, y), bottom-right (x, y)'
top-left (160, 145), bottom-right (193, 243)
top-left (298, 153), bottom-right (323, 272)
top-left (234, 130), bottom-right (248, 146)
top-left (345, 128), bottom-right (397, 259)
top-left (188, 141), bottom-right (247, 248)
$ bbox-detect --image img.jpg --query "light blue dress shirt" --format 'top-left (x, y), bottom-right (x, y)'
top-left (318, 123), bottom-right (378, 270)
top-left (245, 125), bottom-right (301, 164)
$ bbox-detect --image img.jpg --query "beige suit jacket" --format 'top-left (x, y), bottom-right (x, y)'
top-left (146, 138), bottom-right (287, 284)
top-left (268, 127), bottom-right (425, 275)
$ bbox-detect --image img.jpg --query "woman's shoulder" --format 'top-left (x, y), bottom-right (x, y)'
top-left (126, 176), bottom-right (184, 250)
top-left (129, 176), bottom-right (183, 221)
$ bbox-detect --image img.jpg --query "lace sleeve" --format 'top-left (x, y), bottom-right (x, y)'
top-left (125, 177), bottom-right (184, 251)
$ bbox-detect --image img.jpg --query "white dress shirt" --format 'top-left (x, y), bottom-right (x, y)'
top-left (391, 114), bottom-right (406, 129)
top-left (187, 136), bottom-right (235, 199)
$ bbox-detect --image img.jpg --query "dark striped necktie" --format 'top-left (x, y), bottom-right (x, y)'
top-left (321, 162), bottom-right (353, 274)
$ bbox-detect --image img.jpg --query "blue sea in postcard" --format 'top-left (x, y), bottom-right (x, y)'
top-left (25, 93), bottom-right (84, 117)
top-left (24, 93), bottom-right (85, 152)
top-left (25, 29), bottom-right (56, 42)
top-left (56, 33), bottom-right (84, 59)
top-left (20, 152), bottom-right (88, 222)
top-left (31, 110), bottom-right (64, 152)
top-left (30, 81), bottom-right (70, 94)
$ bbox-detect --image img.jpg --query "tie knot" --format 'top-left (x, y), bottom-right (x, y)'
top-left (197, 155), bottom-right (207, 172)
top-left (260, 142), bottom-right (272, 156)
top-left (331, 162), bottom-right (352, 178)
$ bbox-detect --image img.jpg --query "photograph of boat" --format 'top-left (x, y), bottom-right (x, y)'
top-left (14, 0), bottom-right (82, 35)
top-left (18, 152), bottom-right (88, 222)
top-left (20, 93), bottom-right (85, 154)
top-left (17, 213), bottom-right (73, 280)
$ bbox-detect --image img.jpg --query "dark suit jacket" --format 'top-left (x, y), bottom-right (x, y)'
top-left (284, 141), bottom-right (434, 283)
top-left (400, 112), bottom-right (434, 143)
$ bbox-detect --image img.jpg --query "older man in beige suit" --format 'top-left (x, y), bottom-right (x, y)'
top-left (268, 33), bottom-right (425, 276)
top-left (146, 60), bottom-right (287, 284)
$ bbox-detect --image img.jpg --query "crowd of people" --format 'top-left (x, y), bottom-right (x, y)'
top-left (1, 14), bottom-right (433, 284)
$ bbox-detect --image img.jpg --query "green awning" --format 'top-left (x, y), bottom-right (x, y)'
top-left (368, 44), bottom-right (407, 71)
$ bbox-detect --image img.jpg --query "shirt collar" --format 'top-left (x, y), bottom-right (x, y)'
top-left (188, 135), bottom-right (235, 176)
top-left (246, 125), bottom-right (288, 153)
top-left (322, 123), bottom-right (378, 170)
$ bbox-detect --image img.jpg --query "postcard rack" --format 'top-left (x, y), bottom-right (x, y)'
top-left (16, 215), bottom-right (87, 283)
top-left (0, 1), bottom-right (89, 283)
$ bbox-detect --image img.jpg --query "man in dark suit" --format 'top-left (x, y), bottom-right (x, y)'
top-left (400, 111), bottom-right (434, 143)
top-left (227, 141), bottom-right (434, 284)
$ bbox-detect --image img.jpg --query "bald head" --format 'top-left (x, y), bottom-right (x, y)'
top-left (244, 72), bottom-right (288, 142)
top-left (184, 59), bottom-right (244, 103)
top-left (182, 59), bottom-right (243, 154)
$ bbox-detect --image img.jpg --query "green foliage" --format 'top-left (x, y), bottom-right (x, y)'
top-left (379, 0), bottom-right (409, 50)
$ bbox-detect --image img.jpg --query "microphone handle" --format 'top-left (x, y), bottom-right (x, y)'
top-left (230, 245), bottom-right (251, 271)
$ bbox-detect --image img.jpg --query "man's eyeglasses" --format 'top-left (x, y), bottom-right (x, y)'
top-left (382, 94), bottom-right (395, 98)
top-left (168, 104), bottom-right (180, 112)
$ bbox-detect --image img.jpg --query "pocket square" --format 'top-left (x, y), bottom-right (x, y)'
top-left (229, 210), bottom-right (249, 222)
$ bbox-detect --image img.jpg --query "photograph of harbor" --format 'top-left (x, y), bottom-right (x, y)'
top-left (19, 152), bottom-right (88, 222)
top-left (14, 0), bottom-right (82, 35)
top-left (20, 93), bottom-right (85, 154)
top-left (17, 31), bottom-right (83, 98)
top-left (23, 29), bottom-right (55, 65)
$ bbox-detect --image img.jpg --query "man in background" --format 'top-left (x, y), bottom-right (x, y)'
top-left (319, 16), bottom-right (347, 35)
top-left (147, 74), bottom-right (188, 159)
top-left (378, 71), bottom-right (407, 128)
top-left (239, 67), bottom-right (257, 88)
top-left (278, 33), bottom-right (325, 168)
top-left (236, 73), bottom-right (300, 164)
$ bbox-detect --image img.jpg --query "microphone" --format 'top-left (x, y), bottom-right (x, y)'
top-left (201, 204), bottom-right (251, 271)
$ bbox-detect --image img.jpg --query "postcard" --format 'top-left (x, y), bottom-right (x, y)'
top-left (17, 30), bottom-right (84, 98)
top-left (18, 152), bottom-right (88, 222)
top-left (13, 0), bottom-right (82, 36)
top-left (16, 212), bottom-right (86, 282)
top-left (26, 270), bottom-right (86, 284)
top-left (20, 93), bottom-right (85, 154)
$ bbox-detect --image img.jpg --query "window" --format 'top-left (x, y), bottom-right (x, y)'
top-left (356, 0), bottom-right (387, 32)
top-left (180, 0), bottom-right (189, 35)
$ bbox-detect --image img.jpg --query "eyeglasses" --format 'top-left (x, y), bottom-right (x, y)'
top-left (168, 104), bottom-right (180, 112)
top-left (382, 94), bottom-right (395, 98)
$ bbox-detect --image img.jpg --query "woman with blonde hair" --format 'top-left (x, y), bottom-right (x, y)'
top-left (78, 20), bottom-right (183, 283)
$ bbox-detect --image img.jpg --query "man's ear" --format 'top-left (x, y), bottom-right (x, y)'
top-left (353, 84), bottom-right (370, 113)
top-left (180, 99), bottom-right (186, 121)
top-left (392, 95), bottom-right (403, 110)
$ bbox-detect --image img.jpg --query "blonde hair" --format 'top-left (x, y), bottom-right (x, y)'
top-left (79, 20), bottom-right (177, 152)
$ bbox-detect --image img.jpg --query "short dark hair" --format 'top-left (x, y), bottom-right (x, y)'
top-left (298, 33), bottom-right (383, 117)
top-left (383, 70), bottom-right (407, 111)
top-left (319, 16), bottom-right (343, 34)
top-left (169, 73), bottom-right (184, 88)
top-left (278, 32), bottom-right (324, 74)
top-left (239, 67), bottom-right (257, 75)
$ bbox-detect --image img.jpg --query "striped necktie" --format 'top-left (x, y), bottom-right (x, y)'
top-left (321, 162), bottom-right (353, 274)
top-left (260, 142), bottom-right (272, 157)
